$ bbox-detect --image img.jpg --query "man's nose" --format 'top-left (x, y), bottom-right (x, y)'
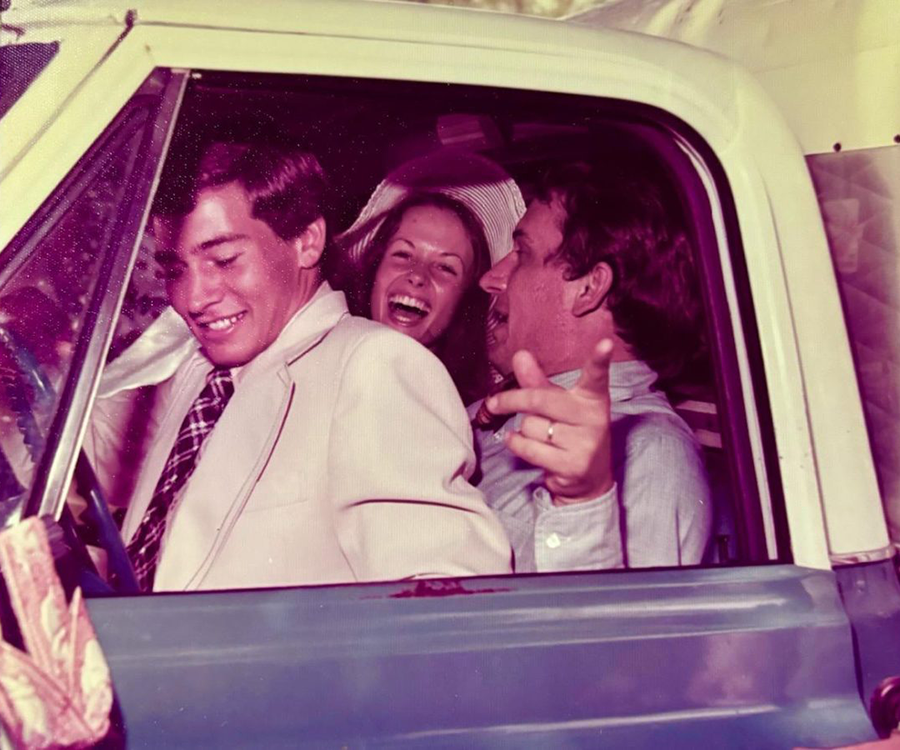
top-left (479, 255), bottom-right (510, 294)
top-left (185, 268), bottom-right (223, 315)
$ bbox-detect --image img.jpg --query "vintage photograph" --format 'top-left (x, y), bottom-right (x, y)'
top-left (0, 0), bottom-right (899, 747)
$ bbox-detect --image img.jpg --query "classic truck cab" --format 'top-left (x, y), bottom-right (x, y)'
top-left (1, 1), bottom-right (899, 746)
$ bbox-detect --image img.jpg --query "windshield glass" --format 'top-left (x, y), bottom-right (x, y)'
top-left (0, 41), bottom-right (58, 119)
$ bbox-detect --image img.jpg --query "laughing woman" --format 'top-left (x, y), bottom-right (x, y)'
top-left (336, 149), bottom-right (525, 403)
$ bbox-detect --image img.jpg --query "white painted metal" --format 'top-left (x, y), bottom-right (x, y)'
top-left (569, 0), bottom-right (900, 155)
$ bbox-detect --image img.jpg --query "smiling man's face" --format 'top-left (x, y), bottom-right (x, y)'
top-left (157, 181), bottom-right (308, 367)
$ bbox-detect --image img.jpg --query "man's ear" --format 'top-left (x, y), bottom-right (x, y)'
top-left (293, 216), bottom-right (327, 268)
top-left (571, 262), bottom-right (613, 317)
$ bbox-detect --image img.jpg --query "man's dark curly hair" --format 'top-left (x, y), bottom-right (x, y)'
top-left (535, 161), bottom-right (706, 388)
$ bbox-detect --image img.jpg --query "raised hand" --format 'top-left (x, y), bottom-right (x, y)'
top-left (486, 339), bottom-right (615, 505)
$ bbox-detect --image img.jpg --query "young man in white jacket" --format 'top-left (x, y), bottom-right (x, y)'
top-left (87, 144), bottom-right (511, 592)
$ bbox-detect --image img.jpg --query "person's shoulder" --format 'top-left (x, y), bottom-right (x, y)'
top-left (616, 400), bottom-right (712, 512)
top-left (329, 317), bottom-right (470, 429)
top-left (617, 401), bottom-right (700, 457)
top-left (305, 313), bottom-right (408, 360)
top-left (333, 315), bottom-right (458, 389)
top-left (333, 315), bottom-right (439, 360)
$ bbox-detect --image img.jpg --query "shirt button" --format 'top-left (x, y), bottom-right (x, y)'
top-left (546, 533), bottom-right (562, 549)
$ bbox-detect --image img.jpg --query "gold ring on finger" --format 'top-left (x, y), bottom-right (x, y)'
top-left (546, 420), bottom-right (556, 444)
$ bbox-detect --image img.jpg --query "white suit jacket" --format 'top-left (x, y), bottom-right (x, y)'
top-left (87, 284), bottom-right (512, 591)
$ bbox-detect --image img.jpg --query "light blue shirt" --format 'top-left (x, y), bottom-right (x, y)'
top-left (470, 360), bottom-right (713, 572)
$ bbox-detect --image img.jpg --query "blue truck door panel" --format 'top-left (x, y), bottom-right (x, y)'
top-left (86, 565), bottom-right (876, 748)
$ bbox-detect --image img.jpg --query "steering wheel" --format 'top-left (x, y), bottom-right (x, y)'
top-left (0, 325), bottom-right (139, 593)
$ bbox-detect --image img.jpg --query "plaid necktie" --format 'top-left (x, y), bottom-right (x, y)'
top-left (126, 367), bottom-right (234, 592)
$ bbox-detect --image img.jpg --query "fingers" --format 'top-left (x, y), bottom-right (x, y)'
top-left (488, 342), bottom-right (615, 505)
top-left (571, 339), bottom-right (614, 401)
top-left (511, 349), bottom-right (550, 389)
top-left (518, 414), bottom-right (567, 447)
top-left (504, 429), bottom-right (607, 495)
top-left (487, 385), bottom-right (596, 424)
top-left (504, 430), bottom-right (565, 471)
top-left (486, 341), bottom-right (614, 418)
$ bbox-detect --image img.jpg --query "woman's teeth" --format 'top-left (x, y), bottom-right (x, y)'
top-left (389, 294), bottom-right (430, 317)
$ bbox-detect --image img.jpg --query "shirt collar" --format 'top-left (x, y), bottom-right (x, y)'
top-left (229, 281), bottom-right (347, 385)
top-left (549, 359), bottom-right (659, 403)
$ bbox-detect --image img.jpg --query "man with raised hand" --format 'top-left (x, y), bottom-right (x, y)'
top-left (87, 143), bottom-right (512, 592)
top-left (472, 160), bottom-right (712, 572)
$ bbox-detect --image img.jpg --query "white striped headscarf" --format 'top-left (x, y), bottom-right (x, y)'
top-left (338, 148), bottom-right (525, 269)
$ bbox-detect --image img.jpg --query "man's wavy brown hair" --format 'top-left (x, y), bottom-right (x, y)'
top-left (535, 161), bottom-right (707, 388)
